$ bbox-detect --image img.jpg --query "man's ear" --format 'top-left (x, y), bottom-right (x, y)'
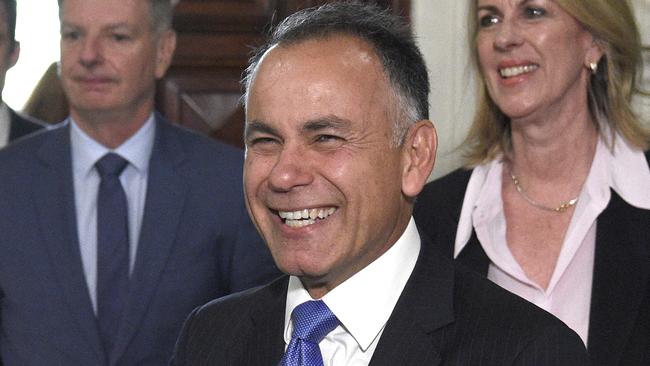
top-left (8, 41), bottom-right (20, 69)
top-left (401, 120), bottom-right (437, 198)
top-left (154, 30), bottom-right (177, 79)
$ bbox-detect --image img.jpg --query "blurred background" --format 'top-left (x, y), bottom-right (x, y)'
top-left (5, 0), bottom-right (649, 179)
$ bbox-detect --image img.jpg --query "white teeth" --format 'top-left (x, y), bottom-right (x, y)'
top-left (278, 207), bottom-right (337, 228)
top-left (499, 64), bottom-right (538, 78)
top-left (286, 218), bottom-right (316, 228)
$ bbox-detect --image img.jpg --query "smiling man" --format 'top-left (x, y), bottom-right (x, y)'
top-left (172, 2), bottom-right (589, 365)
top-left (0, 0), bottom-right (278, 365)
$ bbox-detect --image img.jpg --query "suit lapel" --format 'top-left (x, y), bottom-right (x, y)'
top-left (588, 190), bottom-right (650, 366)
top-left (456, 231), bottom-right (489, 275)
top-left (369, 236), bottom-right (454, 366)
top-left (246, 277), bottom-right (288, 365)
top-left (34, 124), bottom-right (105, 362)
top-left (109, 119), bottom-right (188, 364)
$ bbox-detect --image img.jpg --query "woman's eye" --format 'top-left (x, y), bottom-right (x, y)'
top-left (524, 7), bottom-right (546, 18)
top-left (479, 14), bottom-right (499, 28)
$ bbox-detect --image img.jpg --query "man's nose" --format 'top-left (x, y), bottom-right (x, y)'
top-left (78, 37), bottom-right (103, 67)
top-left (267, 145), bottom-right (315, 192)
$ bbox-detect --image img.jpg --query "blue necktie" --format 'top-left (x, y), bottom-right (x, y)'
top-left (279, 300), bottom-right (339, 366)
top-left (95, 153), bottom-right (130, 354)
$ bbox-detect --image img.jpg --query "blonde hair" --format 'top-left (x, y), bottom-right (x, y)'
top-left (464, 0), bottom-right (649, 166)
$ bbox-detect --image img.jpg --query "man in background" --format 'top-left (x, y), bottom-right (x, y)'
top-left (0, 0), bottom-right (278, 364)
top-left (0, 0), bottom-right (45, 147)
top-left (171, 2), bottom-right (589, 365)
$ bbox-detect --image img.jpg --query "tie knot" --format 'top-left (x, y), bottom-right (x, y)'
top-left (291, 300), bottom-right (339, 344)
top-left (96, 153), bottom-right (129, 178)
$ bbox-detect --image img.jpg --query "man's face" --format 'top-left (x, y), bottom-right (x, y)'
top-left (59, 0), bottom-right (175, 118)
top-left (0, 1), bottom-right (18, 96)
top-left (244, 35), bottom-right (415, 296)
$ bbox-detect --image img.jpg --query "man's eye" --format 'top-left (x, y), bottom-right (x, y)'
top-left (112, 33), bottom-right (131, 42)
top-left (315, 135), bottom-right (341, 143)
top-left (479, 14), bottom-right (499, 28)
top-left (249, 137), bottom-right (279, 146)
top-left (61, 31), bottom-right (80, 41)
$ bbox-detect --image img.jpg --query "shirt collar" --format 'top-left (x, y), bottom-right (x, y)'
top-left (284, 218), bottom-right (421, 351)
top-left (454, 132), bottom-right (650, 257)
top-left (606, 133), bottom-right (650, 209)
top-left (70, 113), bottom-right (156, 177)
top-left (454, 161), bottom-right (499, 257)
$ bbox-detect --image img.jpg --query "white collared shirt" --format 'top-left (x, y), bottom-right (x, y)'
top-left (70, 114), bottom-right (156, 313)
top-left (457, 133), bottom-right (650, 345)
top-left (0, 103), bottom-right (11, 148)
top-left (283, 218), bottom-right (421, 365)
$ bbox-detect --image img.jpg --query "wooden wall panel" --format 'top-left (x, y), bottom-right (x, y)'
top-left (157, 0), bottom-right (411, 148)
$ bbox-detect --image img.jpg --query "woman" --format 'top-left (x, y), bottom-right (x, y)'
top-left (414, 0), bottom-right (649, 365)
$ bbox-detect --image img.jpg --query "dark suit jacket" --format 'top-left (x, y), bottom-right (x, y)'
top-left (171, 233), bottom-right (589, 366)
top-left (0, 116), bottom-right (280, 366)
top-left (7, 108), bottom-right (46, 143)
top-left (413, 151), bottom-right (650, 366)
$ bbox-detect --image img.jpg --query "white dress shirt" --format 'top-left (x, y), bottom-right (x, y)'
top-left (0, 103), bottom-right (11, 148)
top-left (70, 114), bottom-right (156, 313)
top-left (283, 218), bottom-right (421, 366)
top-left (456, 133), bottom-right (650, 345)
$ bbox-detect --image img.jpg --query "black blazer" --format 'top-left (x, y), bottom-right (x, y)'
top-left (413, 151), bottom-right (650, 366)
top-left (171, 233), bottom-right (589, 366)
top-left (7, 108), bottom-right (46, 142)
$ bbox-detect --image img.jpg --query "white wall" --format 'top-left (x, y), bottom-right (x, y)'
top-left (4, 0), bottom-right (60, 110)
top-left (413, 0), bottom-right (476, 179)
top-left (413, 0), bottom-right (650, 180)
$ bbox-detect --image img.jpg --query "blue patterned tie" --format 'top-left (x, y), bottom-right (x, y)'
top-left (95, 153), bottom-right (130, 355)
top-left (279, 300), bottom-right (339, 366)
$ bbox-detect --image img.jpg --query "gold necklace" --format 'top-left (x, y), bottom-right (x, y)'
top-left (510, 174), bottom-right (578, 213)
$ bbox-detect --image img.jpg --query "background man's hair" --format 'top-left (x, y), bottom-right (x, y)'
top-left (242, 1), bottom-right (430, 145)
top-left (57, 0), bottom-right (175, 34)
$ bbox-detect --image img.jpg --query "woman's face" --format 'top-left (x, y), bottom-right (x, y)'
top-left (475, 0), bottom-right (601, 121)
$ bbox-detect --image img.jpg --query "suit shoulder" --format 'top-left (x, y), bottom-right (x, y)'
top-left (190, 276), bottom-right (287, 324)
top-left (0, 123), bottom-right (61, 165)
top-left (418, 167), bottom-right (472, 204)
top-left (448, 266), bottom-right (589, 362)
top-left (414, 168), bottom-right (472, 248)
top-left (163, 120), bottom-right (244, 161)
top-left (9, 109), bottom-right (49, 136)
top-left (452, 264), bottom-right (579, 341)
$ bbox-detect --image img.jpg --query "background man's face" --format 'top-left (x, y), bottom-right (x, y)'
top-left (59, 0), bottom-right (172, 117)
top-left (0, 1), bottom-right (18, 97)
top-left (244, 35), bottom-right (412, 296)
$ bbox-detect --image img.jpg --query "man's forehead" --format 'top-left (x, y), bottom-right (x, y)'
top-left (261, 35), bottom-right (380, 71)
top-left (249, 35), bottom-right (388, 103)
top-left (60, 0), bottom-right (151, 24)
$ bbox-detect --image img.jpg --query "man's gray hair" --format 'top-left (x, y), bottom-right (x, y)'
top-left (242, 1), bottom-right (430, 146)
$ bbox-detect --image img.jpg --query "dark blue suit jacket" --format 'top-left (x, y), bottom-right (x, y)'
top-left (0, 115), bottom-right (279, 365)
top-left (7, 108), bottom-right (46, 143)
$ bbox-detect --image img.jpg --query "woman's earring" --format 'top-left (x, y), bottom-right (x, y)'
top-left (588, 62), bottom-right (598, 74)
